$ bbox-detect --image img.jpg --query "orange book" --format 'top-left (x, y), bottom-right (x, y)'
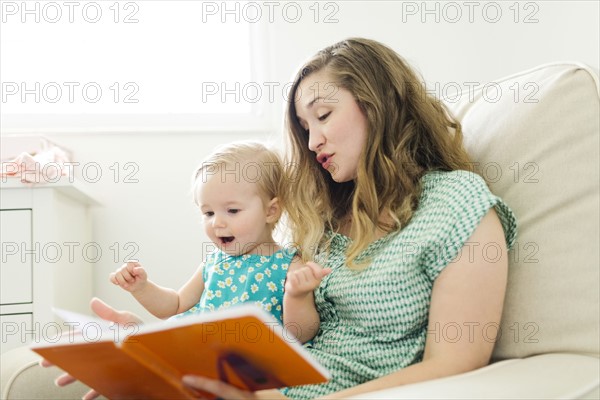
top-left (31, 305), bottom-right (331, 399)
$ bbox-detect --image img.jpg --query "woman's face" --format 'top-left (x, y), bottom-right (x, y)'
top-left (295, 70), bottom-right (369, 183)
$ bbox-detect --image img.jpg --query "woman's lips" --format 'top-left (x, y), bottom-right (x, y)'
top-left (322, 156), bottom-right (333, 170)
top-left (317, 153), bottom-right (334, 169)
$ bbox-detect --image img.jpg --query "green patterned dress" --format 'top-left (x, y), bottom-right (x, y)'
top-left (282, 170), bottom-right (517, 399)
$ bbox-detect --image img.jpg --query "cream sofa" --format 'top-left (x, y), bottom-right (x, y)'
top-left (2, 62), bottom-right (599, 399)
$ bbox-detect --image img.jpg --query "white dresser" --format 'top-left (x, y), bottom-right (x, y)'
top-left (0, 178), bottom-right (96, 353)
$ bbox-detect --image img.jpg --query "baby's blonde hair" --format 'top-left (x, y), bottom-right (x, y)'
top-left (192, 141), bottom-right (285, 226)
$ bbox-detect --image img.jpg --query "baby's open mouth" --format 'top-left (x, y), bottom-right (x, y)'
top-left (219, 236), bottom-right (235, 244)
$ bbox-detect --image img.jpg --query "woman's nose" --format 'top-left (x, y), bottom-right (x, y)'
top-left (307, 127), bottom-right (325, 152)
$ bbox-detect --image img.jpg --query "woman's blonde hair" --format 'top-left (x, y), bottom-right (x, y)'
top-left (284, 38), bottom-right (472, 268)
top-left (192, 141), bottom-right (285, 228)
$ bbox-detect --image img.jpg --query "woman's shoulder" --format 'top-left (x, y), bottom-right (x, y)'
top-left (418, 169), bottom-right (501, 215)
top-left (419, 169), bottom-right (497, 208)
top-left (416, 169), bottom-right (517, 250)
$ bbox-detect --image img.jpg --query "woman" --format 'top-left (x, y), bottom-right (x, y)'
top-left (51, 38), bottom-right (517, 400)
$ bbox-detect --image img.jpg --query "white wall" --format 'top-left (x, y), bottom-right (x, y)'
top-left (6, 1), bottom-right (598, 321)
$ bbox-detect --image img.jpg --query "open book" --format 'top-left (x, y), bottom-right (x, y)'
top-left (31, 305), bottom-right (330, 399)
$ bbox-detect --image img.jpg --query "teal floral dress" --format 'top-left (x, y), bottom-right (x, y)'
top-left (282, 170), bottom-right (518, 399)
top-left (176, 248), bottom-right (295, 323)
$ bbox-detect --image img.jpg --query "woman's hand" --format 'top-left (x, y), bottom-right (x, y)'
top-left (181, 376), bottom-right (290, 400)
top-left (40, 356), bottom-right (102, 400)
top-left (181, 375), bottom-right (258, 400)
top-left (89, 297), bottom-right (143, 326)
top-left (40, 297), bottom-right (144, 400)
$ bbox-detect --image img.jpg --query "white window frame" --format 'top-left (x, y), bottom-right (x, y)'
top-left (1, 16), bottom-right (271, 135)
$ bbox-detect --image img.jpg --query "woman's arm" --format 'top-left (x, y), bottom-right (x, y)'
top-left (318, 209), bottom-right (508, 399)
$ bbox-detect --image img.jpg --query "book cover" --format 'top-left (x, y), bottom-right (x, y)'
top-left (31, 305), bottom-right (330, 399)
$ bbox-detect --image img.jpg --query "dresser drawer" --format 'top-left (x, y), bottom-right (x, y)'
top-left (1, 180), bottom-right (94, 335)
top-left (1, 210), bottom-right (33, 305)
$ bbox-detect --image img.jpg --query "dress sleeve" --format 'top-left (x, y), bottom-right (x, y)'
top-left (421, 170), bottom-right (517, 281)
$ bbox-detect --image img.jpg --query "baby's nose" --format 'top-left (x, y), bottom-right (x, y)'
top-left (212, 214), bottom-right (226, 228)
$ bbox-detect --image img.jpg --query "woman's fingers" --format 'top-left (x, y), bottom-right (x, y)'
top-left (90, 297), bottom-right (143, 326)
top-left (55, 373), bottom-right (77, 387)
top-left (82, 389), bottom-right (101, 400)
top-left (39, 358), bottom-right (53, 367)
top-left (40, 362), bottom-right (75, 388)
top-left (90, 297), bottom-right (121, 322)
top-left (43, 362), bottom-right (99, 400)
top-left (40, 300), bottom-right (142, 399)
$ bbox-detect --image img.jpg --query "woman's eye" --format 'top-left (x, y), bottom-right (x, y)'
top-left (318, 112), bottom-right (331, 121)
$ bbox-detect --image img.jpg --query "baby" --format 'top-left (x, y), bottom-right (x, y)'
top-left (110, 141), bottom-right (329, 342)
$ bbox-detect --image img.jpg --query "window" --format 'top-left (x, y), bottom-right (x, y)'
top-left (1, 1), bottom-right (269, 133)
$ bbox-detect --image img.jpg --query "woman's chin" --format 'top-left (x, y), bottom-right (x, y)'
top-left (330, 172), bottom-right (353, 183)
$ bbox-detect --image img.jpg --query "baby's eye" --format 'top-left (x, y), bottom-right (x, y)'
top-left (318, 112), bottom-right (331, 121)
top-left (203, 211), bottom-right (214, 217)
top-left (228, 209), bottom-right (240, 214)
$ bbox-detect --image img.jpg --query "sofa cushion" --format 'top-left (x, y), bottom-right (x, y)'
top-left (0, 346), bottom-right (95, 399)
top-left (444, 63), bottom-right (600, 360)
top-left (348, 354), bottom-right (600, 399)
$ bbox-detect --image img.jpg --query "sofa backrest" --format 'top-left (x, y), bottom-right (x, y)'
top-left (444, 62), bottom-right (600, 360)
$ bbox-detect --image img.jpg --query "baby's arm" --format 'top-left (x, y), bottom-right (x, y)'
top-left (110, 261), bottom-right (204, 319)
top-left (283, 259), bottom-right (331, 343)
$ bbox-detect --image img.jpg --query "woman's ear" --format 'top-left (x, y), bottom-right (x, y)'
top-left (265, 197), bottom-right (282, 224)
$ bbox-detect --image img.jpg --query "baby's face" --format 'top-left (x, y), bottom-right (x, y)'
top-left (197, 171), bottom-right (272, 256)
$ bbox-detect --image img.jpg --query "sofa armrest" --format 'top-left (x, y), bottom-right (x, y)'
top-left (1, 346), bottom-right (99, 400)
top-left (349, 354), bottom-right (600, 400)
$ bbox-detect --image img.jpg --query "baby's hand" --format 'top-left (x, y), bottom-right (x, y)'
top-left (285, 261), bottom-right (332, 298)
top-left (109, 260), bottom-right (148, 293)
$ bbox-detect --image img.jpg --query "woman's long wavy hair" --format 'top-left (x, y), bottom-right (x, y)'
top-left (284, 38), bottom-right (472, 269)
